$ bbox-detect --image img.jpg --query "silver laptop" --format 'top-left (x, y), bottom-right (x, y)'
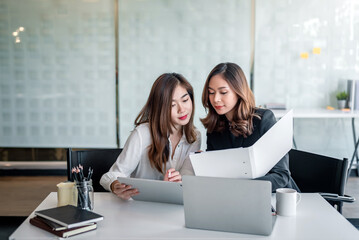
top-left (117, 177), bottom-right (183, 205)
top-left (182, 176), bottom-right (276, 236)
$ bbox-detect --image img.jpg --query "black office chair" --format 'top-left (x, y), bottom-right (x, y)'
top-left (289, 149), bottom-right (355, 214)
top-left (67, 148), bottom-right (122, 192)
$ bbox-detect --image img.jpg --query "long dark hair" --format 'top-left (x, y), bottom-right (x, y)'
top-left (135, 73), bottom-right (197, 174)
top-left (201, 62), bottom-right (259, 137)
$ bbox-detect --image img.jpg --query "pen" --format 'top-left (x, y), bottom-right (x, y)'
top-left (168, 170), bottom-right (171, 178)
top-left (88, 168), bottom-right (93, 180)
top-left (271, 206), bottom-right (276, 215)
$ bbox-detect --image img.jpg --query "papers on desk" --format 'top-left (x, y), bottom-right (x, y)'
top-left (190, 110), bottom-right (293, 179)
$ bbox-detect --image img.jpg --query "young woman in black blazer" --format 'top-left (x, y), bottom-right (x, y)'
top-left (201, 62), bottom-right (299, 192)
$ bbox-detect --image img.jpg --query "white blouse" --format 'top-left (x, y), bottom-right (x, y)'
top-left (100, 123), bottom-right (201, 192)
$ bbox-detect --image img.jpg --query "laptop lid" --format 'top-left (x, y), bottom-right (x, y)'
top-left (117, 177), bottom-right (183, 205)
top-left (182, 176), bottom-right (276, 236)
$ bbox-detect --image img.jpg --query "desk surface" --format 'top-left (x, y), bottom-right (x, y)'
top-left (10, 192), bottom-right (359, 240)
top-left (272, 108), bottom-right (359, 118)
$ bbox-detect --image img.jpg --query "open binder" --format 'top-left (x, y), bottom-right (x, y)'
top-left (190, 110), bottom-right (293, 179)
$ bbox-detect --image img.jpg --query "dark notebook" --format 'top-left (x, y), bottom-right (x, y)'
top-left (30, 216), bottom-right (97, 238)
top-left (35, 205), bottom-right (103, 228)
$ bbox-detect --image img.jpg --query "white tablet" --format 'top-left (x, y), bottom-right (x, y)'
top-left (117, 177), bottom-right (183, 205)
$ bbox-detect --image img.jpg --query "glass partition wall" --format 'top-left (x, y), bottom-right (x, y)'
top-left (0, 0), bottom-right (117, 161)
top-left (118, 0), bottom-right (252, 150)
top-left (0, 0), bottom-right (253, 162)
top-left (254, 0), bottom-right (359, 158)
top-left (1, 0), bottom-right (359, 163)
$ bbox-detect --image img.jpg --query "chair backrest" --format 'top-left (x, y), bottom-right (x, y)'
top-left (289, 149), bottom-right (348, 195)
top-left (67, 148), bottom-right (122, 192)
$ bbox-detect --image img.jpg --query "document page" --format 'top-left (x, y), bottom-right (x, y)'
top-left (190, 147), bottom-right (254, 179)
top-left (252, 110), bottom-right (293, 177)
top-left (190, 110), bottom-right (293, 179)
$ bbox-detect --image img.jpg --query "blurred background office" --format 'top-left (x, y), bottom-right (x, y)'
top-left (1, 0), bottom-right (359, 237)
top-left (1, 0), bottom-right (359, 160)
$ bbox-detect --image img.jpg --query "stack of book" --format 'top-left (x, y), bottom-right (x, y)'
top-left (30, 205), bottom-right (103, 238)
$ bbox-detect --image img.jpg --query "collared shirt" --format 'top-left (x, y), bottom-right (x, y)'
top-left (100, 123), bottom-right (201, 191)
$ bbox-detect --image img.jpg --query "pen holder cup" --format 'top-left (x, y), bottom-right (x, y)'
top-left (76, 180), bottom-right (94, 211)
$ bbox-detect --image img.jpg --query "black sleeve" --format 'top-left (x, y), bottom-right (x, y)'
top-left (255, 110), bottom-right (292, 192)
top-left (206, 132), bottom-right (215, 151)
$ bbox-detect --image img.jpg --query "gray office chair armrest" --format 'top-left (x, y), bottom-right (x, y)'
top-left (320, 193), bottom-right (356, 203)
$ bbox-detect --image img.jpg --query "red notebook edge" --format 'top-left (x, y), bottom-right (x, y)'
top-left (29, 216), bottom-right (97, 238)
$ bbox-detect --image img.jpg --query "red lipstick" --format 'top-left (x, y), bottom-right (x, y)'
top-left (179, 115), bottom-right (188, 120)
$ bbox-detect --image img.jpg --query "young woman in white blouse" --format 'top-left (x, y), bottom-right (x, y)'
top-left (100, 73), bottom-right (201, 200)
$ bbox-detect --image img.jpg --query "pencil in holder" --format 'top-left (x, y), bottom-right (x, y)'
top-left (75, 179), bottom-right (94, 211)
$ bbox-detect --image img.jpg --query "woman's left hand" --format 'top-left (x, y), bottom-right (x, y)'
top-left (164, 168), bottom-right (182, 182)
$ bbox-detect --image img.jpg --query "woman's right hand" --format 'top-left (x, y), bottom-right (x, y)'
top-left (110, 180), bottom-right (139, 200)
top-left (164, 168), bottom-right (182, 182)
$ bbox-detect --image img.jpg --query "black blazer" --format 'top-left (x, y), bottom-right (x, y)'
top-left (206, 108), bottom-right (300, 192)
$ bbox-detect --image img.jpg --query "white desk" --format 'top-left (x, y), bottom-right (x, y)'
top-left (10, 192), bottom-right (359, 240)
top-left (273, 109), bottom-right (359, 175)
